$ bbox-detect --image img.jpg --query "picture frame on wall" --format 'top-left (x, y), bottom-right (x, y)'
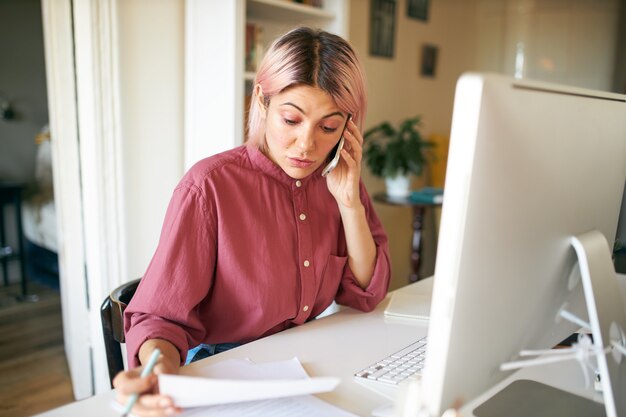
top-left (407, 0), bottom-right (429, 21)
top-left (369, 0), bottom-right (397, 58)
top-left (421, 44), bottom-right (438, 77)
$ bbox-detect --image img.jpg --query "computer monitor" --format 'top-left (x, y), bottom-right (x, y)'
top-left (422, 73), bottom-right (626, 415)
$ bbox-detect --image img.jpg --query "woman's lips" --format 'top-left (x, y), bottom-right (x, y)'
top-left (288, 157), bottom-right (315, 168)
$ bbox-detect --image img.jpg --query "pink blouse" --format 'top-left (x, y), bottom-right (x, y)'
top-left (124, 145), bottom-right (391, 367)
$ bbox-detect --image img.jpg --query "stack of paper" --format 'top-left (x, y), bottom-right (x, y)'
top-left (156, 358), bottom-right (357, 417)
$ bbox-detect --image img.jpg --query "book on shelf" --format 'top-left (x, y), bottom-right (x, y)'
top-left (291, 0), bottom-right (324, 7)
top-left (245, 23), bottom-right (264, 73)
top-left (409, 187), bottom-right (444, 204)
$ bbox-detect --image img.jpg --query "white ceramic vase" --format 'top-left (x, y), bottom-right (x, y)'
top-left (385, 174), bottom-right (411, 198)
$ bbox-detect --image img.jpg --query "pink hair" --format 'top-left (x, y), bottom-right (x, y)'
top-left (246, 27), bottom-right (368, 150)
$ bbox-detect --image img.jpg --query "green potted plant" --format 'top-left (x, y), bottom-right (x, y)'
top-left (363, 115), bottom-right (435, 197)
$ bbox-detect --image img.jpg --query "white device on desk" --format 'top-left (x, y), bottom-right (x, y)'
top-left (384, 277), bottom-right (433, 321)
top-left (356, 73), bottom-right (626, 417)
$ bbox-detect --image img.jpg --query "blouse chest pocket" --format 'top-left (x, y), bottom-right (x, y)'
top-left (317, 254), bottom-right (348, 302)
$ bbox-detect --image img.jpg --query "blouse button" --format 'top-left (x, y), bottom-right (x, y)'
top-left (299, 213), bottom-right (306, 221)
top-left (295, 180), bottom-right (302, 187)
top-left (303, 260), bottom-right (310, 267)
top-left (303, 305), bottom-right (309, 312)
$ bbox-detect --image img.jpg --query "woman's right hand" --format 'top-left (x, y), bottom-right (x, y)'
top-left (113, 342), bottom-right (182, 416)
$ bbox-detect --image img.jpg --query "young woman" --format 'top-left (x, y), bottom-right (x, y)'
top-left (114, 26), bottom-right (391, 417)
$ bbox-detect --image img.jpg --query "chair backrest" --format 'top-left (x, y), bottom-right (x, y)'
top-left (100, 278), bottom-right (141, 387)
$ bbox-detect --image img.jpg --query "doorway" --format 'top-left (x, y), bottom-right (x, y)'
top-left (0, 0), bottom-right (73, 415)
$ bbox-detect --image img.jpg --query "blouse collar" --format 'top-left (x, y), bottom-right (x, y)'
top-left (246, 145), bottom-right (326, 187)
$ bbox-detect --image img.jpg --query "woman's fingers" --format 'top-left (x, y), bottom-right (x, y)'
top-left (344, 123), bottom-right (363, 159)
top-left (114, 371), bottom-right (157, 396)
top-left (342, 133), bottom-right (362, 170)
top-left (348, 119), bottom-right (363, 145)
top-left (114, 374), bottom-right (181, 417)
top-left (132, 394), bottom-right (181, 416)
top-left (340, 149), bottom-right (354, 168)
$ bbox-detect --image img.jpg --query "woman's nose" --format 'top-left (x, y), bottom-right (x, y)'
top-left (295, 126), bottom-right (315, 153)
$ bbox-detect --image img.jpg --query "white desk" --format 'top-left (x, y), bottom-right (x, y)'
top-left (35, 275), bottom-right (626, 417)
top-left (35, 284), bottom-right (428, 417)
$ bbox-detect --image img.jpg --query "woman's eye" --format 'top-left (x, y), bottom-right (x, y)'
top-left (284, 118), bottom-right (297, 125)
top-left (322, 126), bottom-right (338, 134)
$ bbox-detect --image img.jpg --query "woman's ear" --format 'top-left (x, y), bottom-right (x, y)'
top-left (254, 84), bottom-right (267, 119)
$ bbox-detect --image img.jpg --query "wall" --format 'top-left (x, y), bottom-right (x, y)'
top-left (614, 0), bottom-right (626, 93)
top-left (117, 0), bottom-right (185, 280)
top-left (476, 0), bottom-right (620, 91)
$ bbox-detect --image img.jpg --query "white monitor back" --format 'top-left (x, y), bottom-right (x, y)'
top-left (423, 72), bottom-right (626, 415)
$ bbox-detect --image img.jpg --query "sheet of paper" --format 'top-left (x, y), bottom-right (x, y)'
top-left (179, 395), bottom-right (358, 417)
top-left (159, 357), bottom-right (339, 408)
top-left (160, 374), bottom-right (339, 407)
top-left (189, 357), bottom-right (309, 380)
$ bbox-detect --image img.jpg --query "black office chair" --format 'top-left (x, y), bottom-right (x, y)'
top-left (100, 278), bottom-right (141, 387)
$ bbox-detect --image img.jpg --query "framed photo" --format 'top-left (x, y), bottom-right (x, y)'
top-left (407, 0), bottom-right (429, 21)
top-left (369, 0), bottom-right (397, 58)
top-left (420, 44), bottom-right (438, 77)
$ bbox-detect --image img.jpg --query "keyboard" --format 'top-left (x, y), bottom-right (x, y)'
top-left (354, 337), bottom-right (428, 385)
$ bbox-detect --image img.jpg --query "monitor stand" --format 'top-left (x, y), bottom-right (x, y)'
top-left (475, 230), bottom-right (626, 417)
top-left (572, 230), bottom-right (626, 417)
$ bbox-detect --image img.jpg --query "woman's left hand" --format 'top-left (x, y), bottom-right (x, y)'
top-left (326, 119), bottom-right (364, 209)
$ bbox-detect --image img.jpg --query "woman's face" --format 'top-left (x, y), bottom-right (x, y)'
top-left (262, 85), bottom-right (348, 179)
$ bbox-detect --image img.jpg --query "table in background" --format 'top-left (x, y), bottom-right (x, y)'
top-left (0, 182), bottom-right (35, 300)
top-left (374, 192), bottom-right (442, 283)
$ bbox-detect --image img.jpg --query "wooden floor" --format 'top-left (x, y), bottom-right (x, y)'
top-left (0, 282), bottom-right (74, 417)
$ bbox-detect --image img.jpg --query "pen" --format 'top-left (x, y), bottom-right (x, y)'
top-left (121, 348), bottom-right (161, 417)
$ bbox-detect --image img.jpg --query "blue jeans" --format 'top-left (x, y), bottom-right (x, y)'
top-left (185, 343), bottom-right (241, 365)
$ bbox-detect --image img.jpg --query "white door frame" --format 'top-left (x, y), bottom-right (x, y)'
top-left (41, 0), bottom-right (126, 398)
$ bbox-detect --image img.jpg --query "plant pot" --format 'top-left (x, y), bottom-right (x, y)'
top-left (385, 174), bottom-right (411, 198)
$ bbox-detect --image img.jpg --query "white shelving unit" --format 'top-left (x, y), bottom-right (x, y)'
top-left (184, 0), bottom-right (349, 170)
top-left (247, 0), bottom-right (335, 21)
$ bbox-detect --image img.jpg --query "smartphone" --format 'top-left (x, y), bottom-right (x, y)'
top-left (321, 114), bottom-right (352, 177)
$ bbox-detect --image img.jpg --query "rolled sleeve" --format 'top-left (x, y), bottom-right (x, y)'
top-left (335, 182), bottom-right (391, 312)
top-left (335, 243), bottom-right (391, 311)
top-left (125, 313), bottom-right (191, 368)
